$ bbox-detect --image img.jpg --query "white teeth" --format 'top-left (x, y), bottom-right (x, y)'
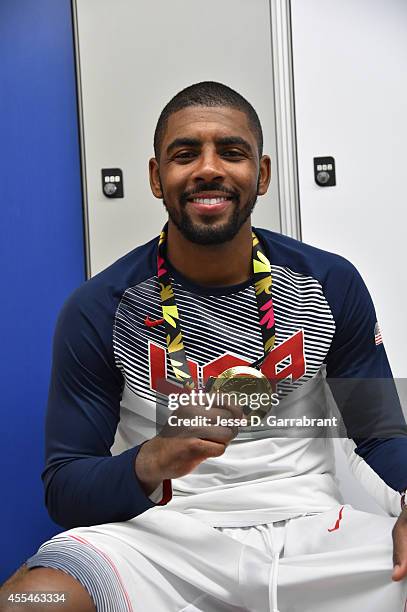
top-left (192, 197), bottom-right (229, 205)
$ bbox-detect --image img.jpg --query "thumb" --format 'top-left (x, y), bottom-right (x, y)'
top-left (196, 439), bottom-right (227, 459)
top-left (392, 530), bottom-right (407, 581)
top-left (392, 509), bottom-right (407, 581)
top-left (392, 558), bottom-right (407, 581)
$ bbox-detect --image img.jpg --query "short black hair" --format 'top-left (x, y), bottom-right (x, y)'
top-left (153, 81), bottom-right (263, 160)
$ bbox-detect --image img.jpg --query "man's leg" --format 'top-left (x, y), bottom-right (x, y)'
top-left (232, 506), bottom-right (407, 612)
top-left (1, 508), bottom-right (256, 612)
top-left (0, 564), bottom-right (95, 612)
top-left (277, 505), bottom-right (407, 612)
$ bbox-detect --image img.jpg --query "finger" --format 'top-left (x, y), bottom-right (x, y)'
top-left (391, 558), bottom-right (407, 581)
top-left (392, 520), bottom-right (407, 581)
top-left (198, 424), bottom-right (239, 444)
top-left (392, 536), bottom-right (407, 581)
top-left (191, 438), bottom-right (227, 460)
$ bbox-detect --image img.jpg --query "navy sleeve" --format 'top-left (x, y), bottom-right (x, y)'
top-left (43, 284), bottom-right (157, 529)
top-left (325, 261), bottom-right (407, 493)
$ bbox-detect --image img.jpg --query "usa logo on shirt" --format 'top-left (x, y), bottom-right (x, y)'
top-left (374, 322), bottom-right (383, 346)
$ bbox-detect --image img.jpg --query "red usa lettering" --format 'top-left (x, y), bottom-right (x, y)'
top-left (149, 341), bottom-right (199, 394)
top-left (149, 330), bottom-right (305, 394)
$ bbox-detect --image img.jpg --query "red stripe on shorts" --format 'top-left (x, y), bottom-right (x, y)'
top-left (328, 506), bottom-right (345, 532)
top-left (69, 533), bottom-right (133, 612)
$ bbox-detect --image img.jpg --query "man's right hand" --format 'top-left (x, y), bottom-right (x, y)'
top-left (135, 394), bottom-right (243, 495)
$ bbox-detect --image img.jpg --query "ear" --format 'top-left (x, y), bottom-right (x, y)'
top-left (149, 157), bottom-right (163, 198)
top-left (257, 155), bottom-right (272, 196)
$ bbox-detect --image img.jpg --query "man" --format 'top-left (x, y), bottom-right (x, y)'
top-left (1, 81), bottom-right (407, 611)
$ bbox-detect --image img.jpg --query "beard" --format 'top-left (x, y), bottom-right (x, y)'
top-left (162, 181), bottom-right (259, 246)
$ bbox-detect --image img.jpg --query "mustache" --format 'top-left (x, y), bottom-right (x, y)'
top-left (180, 183), bottom-right (239, 206)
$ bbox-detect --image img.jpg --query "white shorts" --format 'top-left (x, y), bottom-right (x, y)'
top-left (27, 504), bottom-right (407, 612)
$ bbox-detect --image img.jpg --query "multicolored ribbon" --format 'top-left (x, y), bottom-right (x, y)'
top-left (157, 228), bottom-right (275, 389)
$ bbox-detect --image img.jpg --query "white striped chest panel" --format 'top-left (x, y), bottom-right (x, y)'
top-left (113, 265), bottom-right (336, 424)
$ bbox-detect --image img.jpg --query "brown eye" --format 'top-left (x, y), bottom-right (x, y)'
top-left (222, 150), bottom-right (244, 158)
top-left (174, 151), bottom-right (196, 160)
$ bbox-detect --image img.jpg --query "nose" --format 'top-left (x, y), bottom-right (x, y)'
top-left (191, 147), bottom-right (225, 183)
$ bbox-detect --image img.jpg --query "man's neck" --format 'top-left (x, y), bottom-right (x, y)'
top-left (165, 220), bottom-right (253, 287)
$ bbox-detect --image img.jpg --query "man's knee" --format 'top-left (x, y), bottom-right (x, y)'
top-left (0, 565), bottom-right (95, 612)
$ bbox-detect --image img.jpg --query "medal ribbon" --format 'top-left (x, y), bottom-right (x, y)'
top-left (157, 228), bottom-right (275, 389)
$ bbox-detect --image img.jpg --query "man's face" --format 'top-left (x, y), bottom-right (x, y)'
top-left (149, 106), bottom-right (271, 245)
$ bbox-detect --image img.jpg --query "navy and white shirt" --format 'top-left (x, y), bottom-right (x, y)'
top-left (44, 228), bottom-right (407, 528)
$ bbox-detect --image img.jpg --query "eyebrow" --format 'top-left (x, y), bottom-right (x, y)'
top-left (216, 136), bottom-right (252, 151)
top-left (166, 136), bottom-right (253, 156)
top-left (166, 138), bottom-right (201, 155)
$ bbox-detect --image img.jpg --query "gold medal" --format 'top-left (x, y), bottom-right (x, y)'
top-left (208, 365), bottom-right (274, 420)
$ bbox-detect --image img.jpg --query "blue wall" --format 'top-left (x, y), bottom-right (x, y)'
top-left (0, 0), bottom-right (85, 582)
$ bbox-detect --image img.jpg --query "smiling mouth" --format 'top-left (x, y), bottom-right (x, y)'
top-left (185, 196), bottom-right (235, 218)
top-left (189, 197), bottom-right (232, 205)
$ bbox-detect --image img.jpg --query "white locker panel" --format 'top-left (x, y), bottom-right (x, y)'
top-left (291, 0), bottom-right (407, 378)
top-left (291, 0), bottom-right (407, 515)
top-left (74, 0), bottom-right (281, 276)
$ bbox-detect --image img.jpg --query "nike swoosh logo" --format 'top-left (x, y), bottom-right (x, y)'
top-left (144, 316), bottom-right (165, 328)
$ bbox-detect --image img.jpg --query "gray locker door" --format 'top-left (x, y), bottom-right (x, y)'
top-left (73, 0), bottom-right (283, 276)
top-left (291, 0), bottom-right (407, 378)
top-left (291, 0), bottom-right (407, 514)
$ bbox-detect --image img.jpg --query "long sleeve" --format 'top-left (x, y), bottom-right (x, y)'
top-left (324, 261), bottom-right (407, 493)
top-left (43, 284), bottom-right (158, 529)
